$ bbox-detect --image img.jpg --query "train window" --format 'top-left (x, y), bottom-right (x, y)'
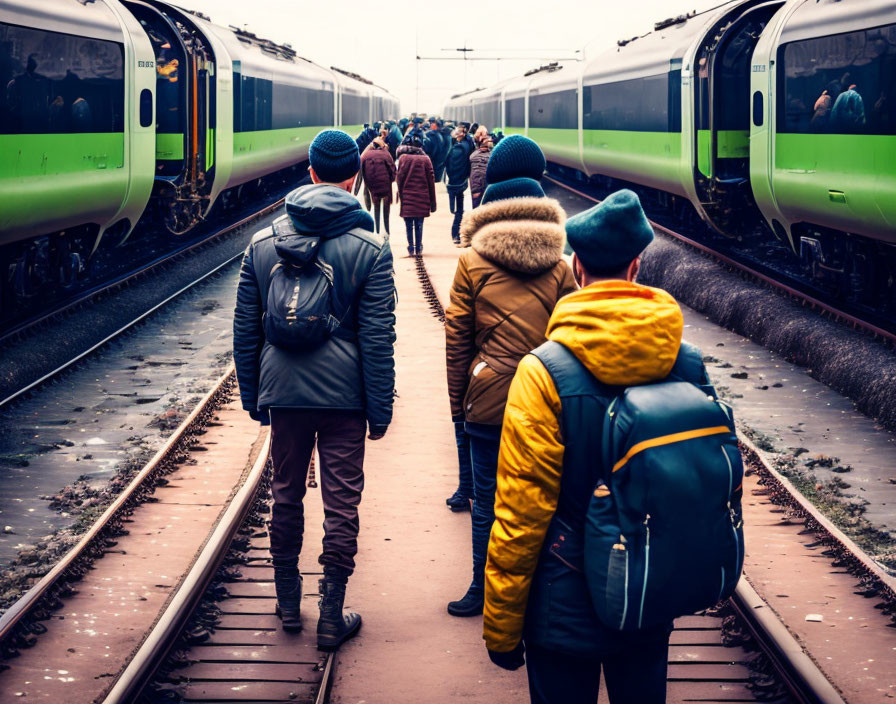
top-left (270, 82), bottom-right (334, 130)
top-left (778, 23), bottom-right (896, 135)
top-left (342, 92), bottom-right (367, 126)
top-left (0, 22), bottom-right (124, 134)
top-left (530, 89), bottom-right (576, 129)
top-left (753, 91), bottom-right (764, 126)
top-left (583, 72), bottom-right (680, 132)
top-left (506, 97), bottom-right (525, 127)
top-left (474, 99), bottom-right (500, 130)
top-left (140, 89), bottom-right (153, 127)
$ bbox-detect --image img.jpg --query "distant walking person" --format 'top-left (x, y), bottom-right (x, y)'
top-left (469, 136), bottom-right (492, 208)
top-left (445, 123), bottom-right (474, 244)
top-left (233, 129), bottom-right (396, 651)
top-left (445, 135), bottom-right (576, 617)
top-left (396, 134), bottom-right (437, 256)
top-left (360, 130), bottom-right (396, 235)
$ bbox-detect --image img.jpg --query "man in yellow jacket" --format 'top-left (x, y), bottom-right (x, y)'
top-left (484, 190), bottom-right (711, 703)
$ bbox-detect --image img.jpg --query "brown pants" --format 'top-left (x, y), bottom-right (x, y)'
top-left (269, 408), bottom-right (366, 573)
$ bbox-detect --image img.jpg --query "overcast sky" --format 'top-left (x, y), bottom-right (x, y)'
top-left (173, 0), bottom-right (726, 115)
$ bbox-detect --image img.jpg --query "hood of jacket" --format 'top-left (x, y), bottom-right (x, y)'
top-left (397, 144), bottom-right (425, 156)
top-left (279, 184), bottom-right (374, 265)
top-left (459, 197), bottom-right (566, 275)
top-left (546, 280), bottom-right (684, 386)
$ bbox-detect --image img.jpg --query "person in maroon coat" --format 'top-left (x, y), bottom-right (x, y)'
top-left (396, 134), bottom-right (437, 257)
top-left (359, 136), bottom-right (396, 235)
top-left (469, 136), bottom-right (492, 208)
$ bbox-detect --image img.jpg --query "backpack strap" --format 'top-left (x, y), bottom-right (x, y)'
top-left (530, 341), bottom-right (606, 401)
top-left (530, 340), bottom-right (617, 533)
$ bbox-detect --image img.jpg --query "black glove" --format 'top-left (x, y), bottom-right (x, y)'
top-left (368, 423), bottom-right (388, 440)
top-left (487, 640), bottom-right (525, 671)
top-left (451, 414), bottom-right (465, 425)
top-left (249, 409), bottom-right (270, 427)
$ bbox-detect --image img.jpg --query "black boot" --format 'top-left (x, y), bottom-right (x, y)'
top-left (273, 557), bottom-right (302, 632)
top-left (447, 583), bottom-right (483, 617)
top-left (317, 566), bottom-right (362, 651)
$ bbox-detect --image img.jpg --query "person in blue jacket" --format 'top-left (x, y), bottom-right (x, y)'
top-left (233, 130), bottom-right (396, 651)
top-left (444, 123), bottom-right (475, 244)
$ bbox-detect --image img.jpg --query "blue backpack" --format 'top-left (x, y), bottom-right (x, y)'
top-left (532, 341), bottom-right (744, 632)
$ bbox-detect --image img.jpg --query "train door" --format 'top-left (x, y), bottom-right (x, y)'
top-left (693, 0), bottom-right (784, 237)
top-left (123, 1), bottom-right (216, 233)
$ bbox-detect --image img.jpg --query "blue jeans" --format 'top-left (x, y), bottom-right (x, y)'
top-left (465, 421), bottom-right (502, 592)
top-left (404, 217), bottom-right (423, 249)
top-left (448, 191), bottom-right (465, 241)
top-left (525, 639), bottom-right (669, 704)
top-left (454, 421), bottom-right (473, 499)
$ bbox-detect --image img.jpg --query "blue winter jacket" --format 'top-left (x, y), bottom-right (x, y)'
top-left (232, 184), bottom-right (396, 432)
top-left (445, 137), bottom-right (474, 193)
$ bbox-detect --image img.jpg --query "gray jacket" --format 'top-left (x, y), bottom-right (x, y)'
top-left (232, 184), bottom-right (396, 432)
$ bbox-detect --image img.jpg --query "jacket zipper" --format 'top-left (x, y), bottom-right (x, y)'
top-left (620, 539), bottom-right (630, 630)
top-left (638, 514), bottom-right (650, 629)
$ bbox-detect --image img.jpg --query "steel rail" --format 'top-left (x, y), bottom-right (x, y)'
top-left (0, 197), bottom-right (285, 347)
top-left (731, 580), bottom-right (845, 704)
top-left (102, 434), bottom-right (274, 703)
top-left (0, 365), bottom-right (235, 654)
top-left (413, 235), bottom-right (858, 704)
top-left (542, 175), bottom-right (896, 346)
top-left (0, 194), bottom-right (282, 412)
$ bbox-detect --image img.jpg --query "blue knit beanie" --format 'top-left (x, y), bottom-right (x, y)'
top-left (485, 135), bottom-right (546, 184)
top-left (481, 177), bottom-right (546, 205)
top-left (309, 129), bottom-right (360, 184)
top-left (565, 189), bottom-right (655, 273)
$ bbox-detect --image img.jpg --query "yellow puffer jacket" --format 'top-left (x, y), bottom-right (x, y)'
top-left (483, 280), bottom-right (684, 652)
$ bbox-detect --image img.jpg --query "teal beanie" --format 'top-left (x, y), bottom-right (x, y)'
top-left (565, 189), bottom-right (654, 273)
top-left (309, 129), bottom-right (360, 183)
top-left (485, 135), bottom-right (546, 184)
top-left (481, 177), bottom-right (545, 205)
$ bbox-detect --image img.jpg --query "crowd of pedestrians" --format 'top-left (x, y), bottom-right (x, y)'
top-left (352, 115), bottom-right (501, 255)
top-left (233, 123), bottom-right (743, 704)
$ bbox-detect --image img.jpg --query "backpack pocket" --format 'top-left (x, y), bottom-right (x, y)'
top-left (263, 259), bottom-right (340, 352)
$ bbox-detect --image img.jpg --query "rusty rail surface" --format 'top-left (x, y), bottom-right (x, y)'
top-left (102, 435), bottom-right (275, 703)
top-left (0, 367), bottom-right (236, 658)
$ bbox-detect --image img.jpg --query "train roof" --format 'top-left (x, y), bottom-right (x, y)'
top-left (528, 62), bottom-right (578, 94)
top-left (1, 0), bottom-right (125, 43)
top-left (579, 0), bottom-right (766, 84)
top-left (777, 0), bottom-right (896, 45)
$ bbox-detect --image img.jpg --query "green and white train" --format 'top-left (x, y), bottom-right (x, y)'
top-left (445, 0), bottom-right (896, 304)
top-left (0, 0), bottom-right (398, 310)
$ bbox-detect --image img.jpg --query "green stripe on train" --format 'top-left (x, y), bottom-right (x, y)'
top-left (697, 130), bottom-right (750, 177)
top-left (773, 132), bottom-right (896, 238)
top-left (1, 133), bottom-right (125, 179)
top-left (0, 133), bottom-right (127, 235)
top-left (156, 132), bottom-right (184, 161)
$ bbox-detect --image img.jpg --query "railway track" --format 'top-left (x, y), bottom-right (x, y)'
top-left (1, 227), bottom-right (892, 702)
top-left (0, 198), bottom-right (284, 411)
top-left (413, 250), bottom-right (887, 703)
top-left (542, 175), bottom-right (896, 347)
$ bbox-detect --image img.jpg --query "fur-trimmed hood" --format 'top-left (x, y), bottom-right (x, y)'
top-left (459, 197), bottom-right (566, 275)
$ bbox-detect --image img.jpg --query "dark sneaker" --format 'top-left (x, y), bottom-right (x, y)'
top-left (447, 585), bottom-right (484, 617)
top-left (446, 490), bottom-right (471, 512)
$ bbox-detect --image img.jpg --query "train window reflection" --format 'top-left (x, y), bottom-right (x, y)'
top-left (0, 22), bottom-right (124, 135)
top-left (778, 23), bottom-right (896, 135)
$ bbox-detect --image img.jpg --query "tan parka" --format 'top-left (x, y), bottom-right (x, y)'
top-left (445, 197), bottom-right (577, 426)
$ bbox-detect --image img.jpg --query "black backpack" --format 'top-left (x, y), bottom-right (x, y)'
top-left (262, 219), bottom-right (346, 353)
